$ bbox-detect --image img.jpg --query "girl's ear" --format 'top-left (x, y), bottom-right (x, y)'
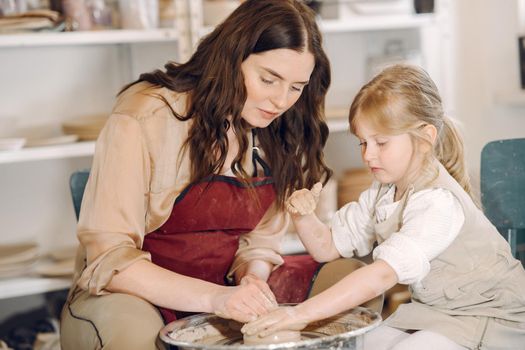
top-left (421, 124), bottom-right (438, 153)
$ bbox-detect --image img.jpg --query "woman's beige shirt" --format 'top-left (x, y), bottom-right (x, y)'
top-left (72, 82), bottom-right (288, 295)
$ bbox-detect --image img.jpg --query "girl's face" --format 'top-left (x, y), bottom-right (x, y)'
top-left (355, 118), bottom-right (421, 192)
top-left (240, 48), bottom-right (315, 128)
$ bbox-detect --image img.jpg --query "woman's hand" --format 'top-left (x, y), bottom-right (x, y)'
top-left (239, 273), bottom-right (278, 308)
top-left (286, 182), bottom-right (322, 216)
top-left (241, 305), bottom-right (309, 337)
top-left (212, 279), bottom-right (278, 323)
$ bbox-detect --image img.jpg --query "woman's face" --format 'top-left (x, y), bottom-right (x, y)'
top-left (240, 48), bottom-right (315, 128)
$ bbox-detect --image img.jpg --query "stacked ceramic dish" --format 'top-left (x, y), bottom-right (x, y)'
top-left (0, 119), bottom-right (80, 149)
top-left (0, 138), bottom-right (26, 151)
top-left (34, 245), bottom-right (77, 278)
top-left (15, 124), bottom-right (80, 148)
top-left (25, 134), bottom-right (79, 148)
top-left (62, 116), bottom-right (108, 141)
top-left (337, 168), bottom-right (373, 208)
top-left (0, 242), bottom-right (40, 278)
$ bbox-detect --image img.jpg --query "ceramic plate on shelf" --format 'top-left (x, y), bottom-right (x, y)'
top-left (47, 245), bottom-right (78, 261)
top-left (62, 116), bottom-right (108, 141)
top-left (0, 258), bottom-right (39, 279)
top-left (0, 242), bottom-right (39, 266)
top-left (25, 134), bottom-right (79, 147)
top-left (0, 138), bottom-right (26, 151)
top-left (34, 258), bottom-right (75, 277)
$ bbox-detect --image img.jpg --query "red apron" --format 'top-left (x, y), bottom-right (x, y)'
top-left (142, 153), bottom-right (319, 324)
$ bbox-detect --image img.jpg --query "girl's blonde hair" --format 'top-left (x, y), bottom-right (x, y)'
top-left (349, 64), bottom-right (473, 197)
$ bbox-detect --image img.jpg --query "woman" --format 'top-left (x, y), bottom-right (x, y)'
top-left (60, 1), bottom-right (332, 349)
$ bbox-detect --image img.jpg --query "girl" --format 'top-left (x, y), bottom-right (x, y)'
top-left (60, 1), bottom-right (332, 349)
top-left (242, 64), bottom-right (525, 350)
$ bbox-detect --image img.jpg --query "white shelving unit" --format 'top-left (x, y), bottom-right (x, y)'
top-left (198, 13), bottom-right (435, 40)
top-left (0, 29), bottom-right (180, 48)
top-left (319, 13), bottom-right (435, 33)
top-left (0, 1), bottom-right (449, 302)
top-left (0, 276), bottom-right (71, 300)
top-left (0, 117), bottom-right (348, 165)
top-left (0, 2), bottom-right (190, 302)
top-left (0, 142), bottom-right (95, 164)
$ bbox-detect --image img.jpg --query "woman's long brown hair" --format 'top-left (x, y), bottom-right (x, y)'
top-left (121, 0), bottom-right (332, 208)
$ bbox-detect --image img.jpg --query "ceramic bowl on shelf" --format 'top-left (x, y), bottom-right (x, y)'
top-left (0, 137), bottom-right (26, 151)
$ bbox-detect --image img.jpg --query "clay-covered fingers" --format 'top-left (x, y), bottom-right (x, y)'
top-left (240, 286), bottom-right (275, 316)
top-left (241, 306), bottom-right (308, 337)
top-left (240, 274), bottom-right (278, 309)
top-left (251, 279), bottom-right (278, 309)
top-left (213, 283), bottom-right (277, 323)
top-left (286, 189), bottom-right (313, 215)
top-left (241, 308), bottom-right (284, 336)
top-left (213, 286), bottom-right (256, 322)
top-left (285, 182), bottom-right (323, 216)
top-left (215, 304), bottom-right (255, 323)
top-left (214, 302), bottom-right (255, 323)
top-left (310, 182), bottom-right (322, 198)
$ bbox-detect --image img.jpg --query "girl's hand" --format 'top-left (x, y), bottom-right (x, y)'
top-left (241, 306), bottom-right (309, 337)
top-left (285, 182), bottom-right (322, 216)
top-left (212, 281), bottom-right (278, 323)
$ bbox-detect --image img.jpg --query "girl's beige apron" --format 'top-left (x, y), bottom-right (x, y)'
top-left (375, 164), bottom-right (525, 349)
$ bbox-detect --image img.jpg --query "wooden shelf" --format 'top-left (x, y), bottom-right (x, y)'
top-left (0, 28), bottom-right (179, 48)
top-left (0, 141), bottom-right (95, 164)
top-left (0, 276), bottom-right (71, 300)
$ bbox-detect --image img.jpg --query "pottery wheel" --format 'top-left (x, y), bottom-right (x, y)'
top-left (159, 306), bottom-right (381, 350)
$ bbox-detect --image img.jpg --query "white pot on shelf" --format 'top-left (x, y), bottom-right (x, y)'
top-left (202, 0), bottom-right (241, 27)
top-left (118, 0), bottom-right (159, 29)
top-left (347, 0), bottom-right (412, 16)
top-left (320, 0), bottom-right (413, 20)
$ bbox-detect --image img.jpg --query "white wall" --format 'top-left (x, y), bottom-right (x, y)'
top-left (0, 42), bottom-right (179, 250)
top-left (453, 0), bottom-right (525, 193)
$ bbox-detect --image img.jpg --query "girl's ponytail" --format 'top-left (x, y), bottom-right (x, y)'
top-left (348, 64), bottom-right (475, 201)
top-left (435, 116), bottom-right (473, 197)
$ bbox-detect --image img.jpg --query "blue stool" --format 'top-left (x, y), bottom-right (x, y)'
top-left (69, 170), bottom-right (90, 220)
top-left (480, 138), bottom-right (525, 265)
